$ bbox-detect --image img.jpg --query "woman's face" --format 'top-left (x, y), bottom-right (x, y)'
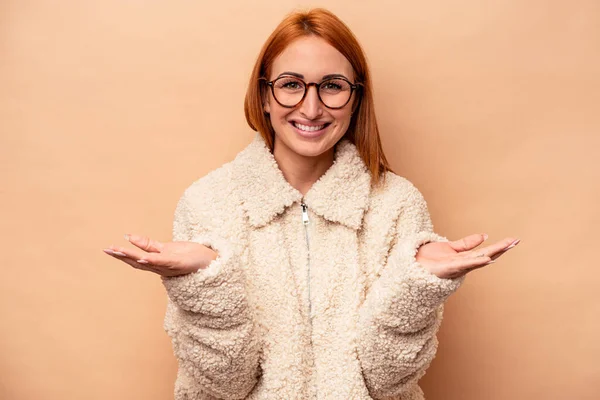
top-left (264, 35), bottom-right (356, 159)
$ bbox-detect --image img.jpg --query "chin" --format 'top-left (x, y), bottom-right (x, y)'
top-left (284, 132), bottom-right (337, 158)
top-left (291, 142), bottom-right (329, 157)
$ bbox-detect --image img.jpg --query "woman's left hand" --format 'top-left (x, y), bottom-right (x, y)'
top-left (415, 234), bottom-right (520, 279)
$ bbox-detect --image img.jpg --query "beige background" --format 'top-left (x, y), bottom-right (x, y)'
top-left (1, 0), bottom-right (599, 399)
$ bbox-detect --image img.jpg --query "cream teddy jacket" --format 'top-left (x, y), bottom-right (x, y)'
top-left (161, 133), bottom-right (465, 400)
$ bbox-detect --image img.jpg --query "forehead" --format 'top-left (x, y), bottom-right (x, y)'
top-left (270, 36), bottom-right (354, 81)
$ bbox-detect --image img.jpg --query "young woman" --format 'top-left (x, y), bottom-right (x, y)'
top-left (103, 8), bottom-right (519, 400)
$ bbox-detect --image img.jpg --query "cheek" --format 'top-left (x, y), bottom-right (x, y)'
top-left (267, 104), bottom-right (295, 135)
top-left (270, 103), bottom-right (293, 122)
top-left (332, 109), bottom-right (353, 127)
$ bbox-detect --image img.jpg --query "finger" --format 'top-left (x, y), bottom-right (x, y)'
top-left (448, 233), bottom-right (488, 252)
top-left (468, 237), bottom-right (520, 259)
top-left (136, 252), bottom-right (174, 267)
top-left (119, 256), bottom-right (171, 275)
top-left (105, 247), bottom-right (174, 269)
top-left (489, 240), bottom-right (521, 260)
top-left (104, 250), bottom-right (162, 274)
top-left (106, 245), bottom-right (150, 262)
top-left (103, 248), bottom-right (128, 257)
top-left (123, 259), bottom-right (164, 275)
top-left (464, 262), bottom-right (494, 273)
top-left (453, 255), bottom-right (493, 269)
top-left (125, 234), bottom-right (164, 253)
top-left (445, 256), bottom-right (496, 277)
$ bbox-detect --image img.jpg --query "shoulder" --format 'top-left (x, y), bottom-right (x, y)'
top-left (370, 171), bottom-right (429, 213)
top-left (365, 171), bottom-right (434, 233)
top-left (182, 161), bottom-right (236, 206)
top-left (180, 134), bottom-right (263, 204)
top-left (175, 151), bottom-right (247, 232)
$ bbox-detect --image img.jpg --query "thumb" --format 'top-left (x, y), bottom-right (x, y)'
top-left (448, 233), bottom-right (488, 252)
top-left (125, 234), bottom-right (164, 253)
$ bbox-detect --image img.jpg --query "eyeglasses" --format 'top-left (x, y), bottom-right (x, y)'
top-left (260, 75), bottom-right (362, 109)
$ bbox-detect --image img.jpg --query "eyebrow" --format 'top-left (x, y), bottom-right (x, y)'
top-left (276, 71), bottom-right (350, 81)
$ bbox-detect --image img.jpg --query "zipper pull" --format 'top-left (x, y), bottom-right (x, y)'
top-left (301, 202), bottom-right (309, 225)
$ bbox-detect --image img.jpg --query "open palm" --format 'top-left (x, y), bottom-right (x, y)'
top-left (416, 234), bottom-right (520, 279)
top-left (103, 234), bottom-right (218, 277)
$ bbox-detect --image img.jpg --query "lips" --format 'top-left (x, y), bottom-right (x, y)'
top-left (291, 121), bottom-right (331, 132)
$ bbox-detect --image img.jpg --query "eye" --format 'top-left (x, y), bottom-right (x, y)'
top-left (283, 81), bottom-right (301, 89)
top-left (322, 82), bottom-right (342, 90)
top-left (320, 79), bottom-right (349, 94)
top-left (274, 77), bottom-right (305, 91)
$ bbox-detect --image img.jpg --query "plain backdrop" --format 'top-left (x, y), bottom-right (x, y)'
top-left (1, 1), bottom-right (599, 399)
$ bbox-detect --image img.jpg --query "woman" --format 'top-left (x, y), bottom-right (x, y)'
top-left (103, 8), bottom-right (519, 400)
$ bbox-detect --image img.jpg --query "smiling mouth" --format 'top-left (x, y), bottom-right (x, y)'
top-left (291, 121), bottom-right (331, 132)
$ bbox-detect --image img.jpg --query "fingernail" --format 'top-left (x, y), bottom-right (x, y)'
top-left (124, 234), bottom-right (131, 242)
top-left (103, 249), bottom-right (126, 257)
top-left (504, 239), bottom-right (521, 250)
top-left (485, 260), bottom-right (496, 265)
top-left (483, 233), bottom-right (489, 241)
top-left (137, 259), bottom-right (149, 264)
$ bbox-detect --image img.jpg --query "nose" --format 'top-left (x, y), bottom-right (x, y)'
top-left (298, 84), bottom-right (323, 119)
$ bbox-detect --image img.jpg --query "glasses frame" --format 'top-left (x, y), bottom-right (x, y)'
top-left (259, 75), bottom-right (363, 110)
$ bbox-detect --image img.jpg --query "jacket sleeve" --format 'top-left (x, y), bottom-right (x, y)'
top-left (161, 189), bottom-right (260, 400)
top-left (357, 183), bottom-right (465, 399)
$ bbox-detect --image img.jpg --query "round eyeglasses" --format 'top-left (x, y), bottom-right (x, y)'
top-left (260, 75), bottom-right (362, 109)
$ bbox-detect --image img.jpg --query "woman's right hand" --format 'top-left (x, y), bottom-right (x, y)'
top-left (103, 234), bottom-right (218, 277)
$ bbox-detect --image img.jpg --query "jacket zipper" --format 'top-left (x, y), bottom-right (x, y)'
top-left (301, 202), bottom-right (316, 398)
top-left (301, 202), bottom-right (311, 320)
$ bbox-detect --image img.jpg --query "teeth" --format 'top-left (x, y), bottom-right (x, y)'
top-left (294, 122), bottom-right (325, 132)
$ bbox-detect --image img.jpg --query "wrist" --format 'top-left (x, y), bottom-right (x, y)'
top-left (200, 247), bottom-right (219, 269)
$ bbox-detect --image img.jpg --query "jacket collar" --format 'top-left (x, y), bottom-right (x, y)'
top-left (233, 133), bottom-right (372, 230)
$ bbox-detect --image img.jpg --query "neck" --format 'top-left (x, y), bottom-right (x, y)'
top-left (273, 138), bottom-right (335, 197)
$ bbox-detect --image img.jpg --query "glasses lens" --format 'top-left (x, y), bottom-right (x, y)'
top-left (272, 77), bottom-right (306, 107)
top-left (319, 79), bottom-right (352, 108)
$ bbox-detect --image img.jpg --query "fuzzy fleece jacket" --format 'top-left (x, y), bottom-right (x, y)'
top-left (161, 132), bottom-right (465, 400)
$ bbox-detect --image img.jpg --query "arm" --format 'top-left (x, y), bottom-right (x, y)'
top-left (357, 183), bottom-right (465, 399)
top-left (161, 189), bottom-right (260, 400)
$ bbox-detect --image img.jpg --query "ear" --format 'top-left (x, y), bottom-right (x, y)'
top-left (261, 82), bottom-right (271, 114)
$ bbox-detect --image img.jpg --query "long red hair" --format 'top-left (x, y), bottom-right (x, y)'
top-left (244, 8), bottom-right (392, 186)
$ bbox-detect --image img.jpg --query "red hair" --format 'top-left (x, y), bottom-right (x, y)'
top-left (244, 8), bottom-right (392, 186)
